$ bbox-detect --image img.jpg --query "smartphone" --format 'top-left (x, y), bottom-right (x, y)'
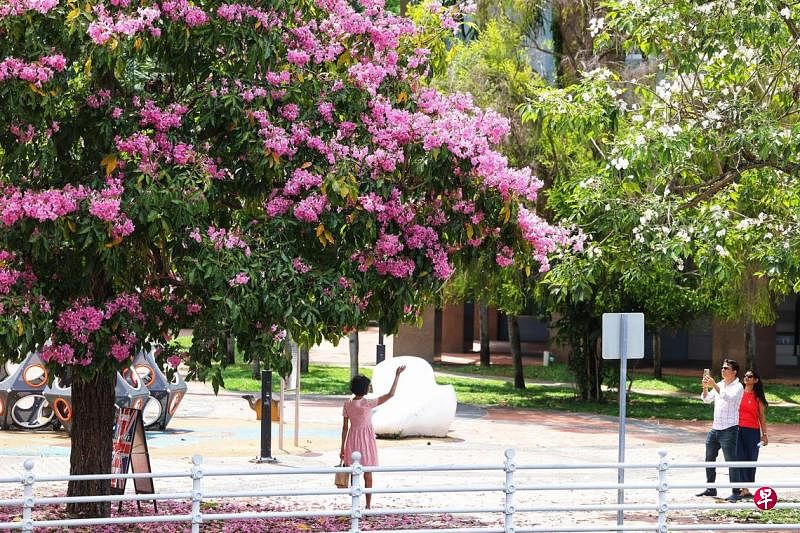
top-left (703, 368), bottom-right (710, 380)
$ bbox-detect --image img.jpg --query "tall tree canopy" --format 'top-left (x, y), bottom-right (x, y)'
top-left (0, 0), bottom-right (568, 515)
top-left (520, 0), bottom-right (800, 396)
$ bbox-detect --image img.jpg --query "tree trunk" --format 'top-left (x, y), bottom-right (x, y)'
top-left (348, 331), bottom-right (359, 378)
top-left (400, 0), bottom-right (408, 16)
top-left (225, 336), bottom-right (236, 365)
top-left (652, 332), bottom-right (662, 379)
top-left (507, 314), bottom-right (525, 389)
top-left (479, 301), bottom-right (490, 366)
top-left (67, 371), bottom-right (116, 518)
top-left (745, 319), bottom-right (756, 371)
top-left (250, 356), bottom-right (260, 380)
top-left (300, 345), bottom-right (309, 373)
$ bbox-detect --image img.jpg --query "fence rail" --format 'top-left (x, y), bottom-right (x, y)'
top-left (1, 449), bottom-right (799, 532)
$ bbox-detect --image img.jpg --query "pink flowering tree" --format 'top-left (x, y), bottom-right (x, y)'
top-left (0, 0), bottom-right (566, 516)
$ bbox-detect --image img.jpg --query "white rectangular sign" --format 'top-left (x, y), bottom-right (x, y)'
top-left (602, 313), bottom-right (645, 360)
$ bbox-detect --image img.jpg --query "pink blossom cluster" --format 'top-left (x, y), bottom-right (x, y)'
top-left (407, 48), bottom-right (430, 70)
top-left (0, 0), bottom-right (58, 16)
top-left (190, 226), bottom-right (252, 256)
top-left (87, 4), bottom-right (162, 45)
top-left (115, 128), bottom-right (218, 178)
top-left (495, 245), bottom-right (514, 267)
top-left (110, 330), bottom-right (137, 362)
top-left (283, 168), bottom-right (322, 196)
top-left (228, 272), bottom-right (250, 286)
top-left (293, 193), bottom-right (328, 222)
top-left (41, 343), bottom-right (82, 366)
top-left (139, 100), bottom-right (188, 131)
top-left (8, 120), bottom-right (59, 143)
top-left (270, 324), bottom-right (287, 342)
top-left (104, 292), bottom-right (143, 320)
top-left (517, 206), bottom-right (580, 273)
top-left (264, 194), bottom-right (292, 217)
top-left (216, 3), bottom-right (281, 29)
top-left (375, 232), bottom-right (404, 257)
top-left (345, 189), bottom-right (454, 280)
top-left (8, 122), bottom-right (35, 143)
top-left (167, 353), bottom-right (184, 369)
top-left (0, 265), bottom-right (21, 294)
top-left (0, 54), bottom-right (67, 86)
top-left (160, 0), bottom-right (209, 26)
top-left (87, 89), bottom-right (112, 109)
top-left (88, 197), bottom-right (121, 222)
top-left (348, 290), bottom-right (373, 311)
top-left (292, 257), bottom-right (310, 273)
top-left (0, 185), bottom-right (85, 226)
top-left (0, 181), bottom-right (134, 238)
top-left (0, 252), bottom-right (40, 304)
top-left (56, 302), bottom-right (105, 344)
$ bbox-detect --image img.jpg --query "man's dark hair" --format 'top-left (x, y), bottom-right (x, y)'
top-left (723, 358), bottom-right (739, 375)
top-left (350, 374), bottom-right (370, 396)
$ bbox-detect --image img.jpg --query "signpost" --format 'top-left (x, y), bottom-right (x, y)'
top-left (376, 326), bottom-right (386, 364)
top-left (110, 407), bottom-right (155, 511)
top-left (601, 312), bottom-right (644, 528)
top-left (256, 369), bottom-right (276, 463)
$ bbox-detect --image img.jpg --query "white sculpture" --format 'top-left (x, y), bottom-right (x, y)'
top-left (370, 356), bottom-right (456, 438)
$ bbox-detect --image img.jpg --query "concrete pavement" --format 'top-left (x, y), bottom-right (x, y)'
top-left (2, 336), bottom-right (800, 530)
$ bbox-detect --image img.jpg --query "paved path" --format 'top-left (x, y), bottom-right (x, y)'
top-left (2, 376), bottom-right (800, 530)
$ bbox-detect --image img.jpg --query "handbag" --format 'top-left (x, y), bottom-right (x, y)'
top-left (335, 461), bottom-right (350, 488)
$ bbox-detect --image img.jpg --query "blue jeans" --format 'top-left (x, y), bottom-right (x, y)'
top-left (733, 427), bottom-right (761, 484)
top-left (705, 426), bottom-right (738, 486)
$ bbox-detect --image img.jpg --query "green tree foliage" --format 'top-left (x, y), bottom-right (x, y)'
top-left (521, 0), bottom-right (800, 396)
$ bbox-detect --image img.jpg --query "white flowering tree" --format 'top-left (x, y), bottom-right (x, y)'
top-left (520, 0), bottom-right (800, 394)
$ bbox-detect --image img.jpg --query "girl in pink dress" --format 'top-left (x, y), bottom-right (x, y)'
top-left (340, 365), bottom-right (406, 509)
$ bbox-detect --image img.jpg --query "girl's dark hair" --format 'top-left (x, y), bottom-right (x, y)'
top-left (746, 369), bottom-right (769, 408)
top-left (350, 374), bottom-right (370, 396)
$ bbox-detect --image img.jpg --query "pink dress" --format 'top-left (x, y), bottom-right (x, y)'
top-left (343, 397), bottom-right (379, 466)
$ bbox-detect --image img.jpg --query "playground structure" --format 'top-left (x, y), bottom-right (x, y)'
top-left (0, 350), bottom-right (186, 432)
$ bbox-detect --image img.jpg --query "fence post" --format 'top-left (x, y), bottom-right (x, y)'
top-left (21, 459), bottom-right (35, 533)
top-left (657, 450), bottom-right (668, 533)
top-left (350, 451), bottom-right (363, 533)
top-left (190, 455), bottom-right (204, 533)
top-left (503, 449), bottom-right (516, 533)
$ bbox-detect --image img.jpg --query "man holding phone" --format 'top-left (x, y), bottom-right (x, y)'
top-left (697, 358), bottom-right (744, 499)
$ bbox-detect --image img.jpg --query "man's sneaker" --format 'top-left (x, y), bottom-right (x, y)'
top-left (724, 493), bottom-right (742, 502)
top-left (695, 489), bottom-right (717, 497)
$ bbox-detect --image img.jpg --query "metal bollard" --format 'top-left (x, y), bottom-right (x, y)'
top-left (190, 455), bottom-right (204, 533)
top-left (657, 450), bottom-right (669, 533)
top-left (504, 449), bottom-right (516, 533)
top-left (21, 459), bottom-right (35, 533)
top-left (350, 451), bottom-right (363, 533)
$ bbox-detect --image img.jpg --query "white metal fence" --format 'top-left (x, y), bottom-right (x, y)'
top-left (1, 449), bottom-right (800, 532)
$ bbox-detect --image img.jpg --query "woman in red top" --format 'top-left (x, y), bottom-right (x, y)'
top-left (732, 369), bottom-right (769, 500)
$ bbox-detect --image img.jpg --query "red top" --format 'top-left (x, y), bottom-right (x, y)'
top-left (738, 390), bottom-right (761, 429)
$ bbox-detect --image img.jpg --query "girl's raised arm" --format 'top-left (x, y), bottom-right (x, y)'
top-left (377, 365), bottom-right (406, 406)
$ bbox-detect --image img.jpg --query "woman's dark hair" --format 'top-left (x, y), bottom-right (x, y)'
top-left (746, 369), bottom-right (769, 408)
top-left (350, 374), bottom-right (370, 396)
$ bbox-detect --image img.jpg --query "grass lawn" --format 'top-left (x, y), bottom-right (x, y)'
top-left (213, 359), bottom-right (800, 424)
